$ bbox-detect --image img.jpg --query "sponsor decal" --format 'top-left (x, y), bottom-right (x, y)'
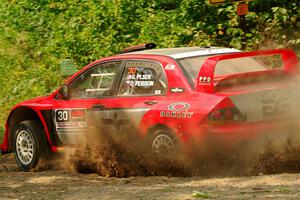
top-left (165, 64), bottom-right (176, 70)
top-left (155, 90), bottom-right (161, 95)
top-left (170, 87), bottom-right (185, 93)
top-left (56, 121), bottom-right (86, 128)
top-left (160, 111), bottom-right (194, 118)
top-left (160, 102), bottom-right (194, 119)
top-left (168, 102), bottom-right (190, 111)
top-left (199, 76), bottom-right (211, 83)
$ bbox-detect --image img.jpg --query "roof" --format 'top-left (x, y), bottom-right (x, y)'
top-left (124, 47), bottom-right (241, 59)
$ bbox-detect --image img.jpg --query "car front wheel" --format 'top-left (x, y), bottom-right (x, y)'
top-left (13, 120), bottom-right (46, 171)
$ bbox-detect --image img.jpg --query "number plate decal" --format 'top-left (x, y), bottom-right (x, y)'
top-left (56, 110), bottom-right (71, 122)
top-left (54, 108), bottom-right (87, 130)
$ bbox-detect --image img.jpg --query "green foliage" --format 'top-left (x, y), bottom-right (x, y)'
top-left (0, 0), bottom-right (299, 139)
top-left (0, 126), bottom-right (3, 143)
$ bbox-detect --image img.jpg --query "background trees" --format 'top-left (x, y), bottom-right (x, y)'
top-left (0, 0), bottom-right (299, 139)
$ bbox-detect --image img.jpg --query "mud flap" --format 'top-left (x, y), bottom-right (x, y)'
top-left (0, 150), bottom-right (9, 155)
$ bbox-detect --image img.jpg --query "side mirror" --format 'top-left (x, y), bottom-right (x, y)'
top-left (61, 84), bottom-right (71, 100)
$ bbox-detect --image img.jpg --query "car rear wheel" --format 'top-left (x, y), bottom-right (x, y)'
top-left (151, 130), bottom-right (177, 158)
top-left (146, 128), bottom-right (189, 176)
top-left (147, 127), bottom-right (182, 162)
top-left (13, 120), bottom-right (47, 171)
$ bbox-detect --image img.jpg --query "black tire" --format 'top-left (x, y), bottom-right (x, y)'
top-left (13, 120), bottom-right (47, 171)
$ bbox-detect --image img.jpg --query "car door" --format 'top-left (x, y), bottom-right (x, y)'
top-left (53, 60), bottom-right (123, 142)
top-left (89, 59), bottom-right (168, 138)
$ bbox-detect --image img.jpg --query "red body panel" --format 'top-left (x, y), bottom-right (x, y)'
top-left (1, 49), bottom-right (299, 154)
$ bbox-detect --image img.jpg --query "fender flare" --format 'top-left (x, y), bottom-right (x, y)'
top-left (5, 106), bottom-right (53, 152)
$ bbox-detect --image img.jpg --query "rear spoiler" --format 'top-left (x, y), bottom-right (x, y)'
top-left (196, 49), bottom-right (299, 93)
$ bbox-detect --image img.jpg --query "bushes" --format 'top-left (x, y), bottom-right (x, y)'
top-left (0, 0), bottom-right (299, 137)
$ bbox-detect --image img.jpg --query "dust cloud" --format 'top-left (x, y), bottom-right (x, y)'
top-left (65, 128), bottom-right (150, 177)
top-left (57, 110), bottom-right (300, 178)
top-left (57, 126), bottom-right (188, 177)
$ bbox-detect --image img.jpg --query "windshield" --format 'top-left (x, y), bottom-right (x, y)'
top-left (178, 55), bottom-right (268, 86)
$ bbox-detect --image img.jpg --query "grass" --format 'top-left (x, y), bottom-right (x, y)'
top-left (192, 191), bottom-right (211, 199)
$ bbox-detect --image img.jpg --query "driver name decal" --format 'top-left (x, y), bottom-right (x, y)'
top-left (126, 67), bottom-right (155, 88)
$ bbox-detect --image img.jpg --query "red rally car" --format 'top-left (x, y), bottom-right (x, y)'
top-left (0, 44), bottom-right (299, 171)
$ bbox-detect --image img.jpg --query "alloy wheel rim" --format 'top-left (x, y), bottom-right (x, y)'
top-left (152, 133), bottom-right (175, 155)
top-left (16, 130), bottom-right (34, 165)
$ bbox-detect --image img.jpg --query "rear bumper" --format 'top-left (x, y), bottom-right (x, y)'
top-left (180, 119), bottom-right (295, 155)
top-left (207, 120), bottom-right (290, 139)
top-left (187, 119), bottom-right (294, 148)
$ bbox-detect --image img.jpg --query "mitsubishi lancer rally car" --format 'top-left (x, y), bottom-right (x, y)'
top-left (0, 43), bottom-right (299, 171)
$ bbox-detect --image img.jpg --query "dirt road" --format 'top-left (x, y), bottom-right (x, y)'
top-left (1, 154), bottom-right (300, 200)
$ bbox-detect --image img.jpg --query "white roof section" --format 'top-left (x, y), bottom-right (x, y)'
top-left (124, 47), bottom-right (241, 59)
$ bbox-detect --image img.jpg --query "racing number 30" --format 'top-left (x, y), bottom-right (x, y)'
top-left (56, 110), bottom-right (70, 122)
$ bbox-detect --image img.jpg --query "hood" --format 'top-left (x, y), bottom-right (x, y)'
top-left (15, 95), bottom-right (54, 109)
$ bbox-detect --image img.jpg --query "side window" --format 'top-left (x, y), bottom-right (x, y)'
top-left (69, 61), bottom-right (120, 98)
top-left (118, 60), bottom-right (167, 96)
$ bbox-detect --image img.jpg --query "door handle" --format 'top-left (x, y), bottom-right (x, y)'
top-left (92, 104), bottom-right (105, 110)
top-left (144, 100), bottom-right (158, 105)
